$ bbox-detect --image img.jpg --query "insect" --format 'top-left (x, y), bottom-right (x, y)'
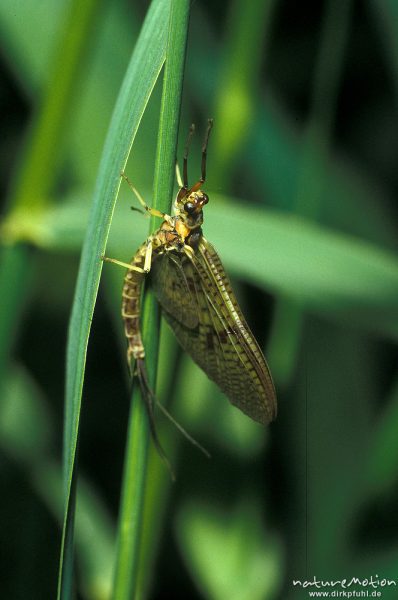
top-left (103, 120), bottom-right (277, 457)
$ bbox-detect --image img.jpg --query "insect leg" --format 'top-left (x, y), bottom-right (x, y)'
top-left (102, 255), bottom-right (145, 272)
top-left (175, 161), bottom-right (184, 188)
top-left (120, 171), bottom-right (171, 222)
top-left (143, 239), bottom-right (153, 273)
top-left (183, 244), bottom-right (195, 260)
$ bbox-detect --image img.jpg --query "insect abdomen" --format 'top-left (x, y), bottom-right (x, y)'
top-left (122, 245), bottom-right (147, 364)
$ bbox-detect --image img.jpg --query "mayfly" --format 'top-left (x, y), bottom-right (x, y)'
top-left (103, 120), bottom-right (277, 456)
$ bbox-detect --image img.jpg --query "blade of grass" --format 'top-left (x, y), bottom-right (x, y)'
top-left (0, 247), bottom-right (34, 379)
top-left (9, 0), bottom-right (100, 213)
top-left (0, 0), bottom-right (101, 446)
top-left (0, 362), bottom-right (116, 599)
top-left (0, 0), bottom-right (67, 95)
top-left (60, 0), bottom-right (170, 597)
top-left (8, 193), bottom-right (398, 340)
top-left (188, 19), bottom-right (397, 250)
top-left (0, 0), bottom-right (100, 401)
top-left (204, 203), bottom-right (398, 339)
top-left (111, 1), bottom-right (190, 598)
top-left (0, 9), bottom-right (102, 592)
top-left (134, 323), bottom-right (181, 598)
top-left (212, 0), bottom-right (277, 184)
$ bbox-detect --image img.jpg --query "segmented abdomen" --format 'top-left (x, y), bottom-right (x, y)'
top-left (122, 244), bottom-right (147, 364)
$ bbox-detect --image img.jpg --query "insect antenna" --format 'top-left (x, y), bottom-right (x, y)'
top-left (183, 123), bottom-right (196, 189)
top-left (200, 118), bottom-right (214, 185)
top-left (177, 124), bottom-right (196, 202)
top-left (185, 118), bottom-right (214, 195)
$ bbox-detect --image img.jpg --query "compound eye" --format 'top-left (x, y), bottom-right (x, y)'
top-left (184, 201), bottom-right (196, 214)
top-left (201, 193), bottom-right (209, 205)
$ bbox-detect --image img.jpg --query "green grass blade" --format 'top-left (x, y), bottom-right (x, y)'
top-left (0, 247), bottom-right (33, 381)
top-left (0, 363), bottom-right (115, 599)
top-left (10, 0), bottom-right (99, 211)
top-left (0, 0), bottom-right (103, 596)
top-left (0, 7), bottom-right (103, 590)
top-left (188, 30), bottom-right (396, 249)
top-left (0, 0), bottom-right (100, 449)
top-left (212, 0), bottom-right (277, 183)
top-left (111, 294), bottom-right (158, 600)
top-left (204, 203), bottom-right (398, 339)
top-left (0, 0), bottom-right (67, 94)
top-left (9, 193), bottom-right (398, 340)
top-left (111, 1), bottom-right (190, 598)
top-left (0, 0), bottom-right (100, 398)
top-left (60, 0), bottom-right (170, 597)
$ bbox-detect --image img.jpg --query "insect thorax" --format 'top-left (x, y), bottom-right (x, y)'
top-left (154, 218), bottom-right (203, 254)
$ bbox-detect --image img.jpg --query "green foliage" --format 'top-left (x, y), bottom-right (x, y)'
top-left (111, 1), bottom-right (190, 599)
top-left (176, 500), bottom-right (281, 600)
top-left (1, 0), bottom-right (398, 599)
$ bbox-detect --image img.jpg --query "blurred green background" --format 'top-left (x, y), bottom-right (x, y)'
top-left (1, 0), bottom-right (398, 598)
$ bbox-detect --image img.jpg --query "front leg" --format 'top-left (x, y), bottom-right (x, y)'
top-left (102, 255), bottom-right (145, 273)
top-left (120, 171), bottom-right (174, 227)
top-left (102, 238), bottom-right (153, 274)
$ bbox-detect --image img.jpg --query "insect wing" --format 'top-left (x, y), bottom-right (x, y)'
top-left (151, 239), bottom-right (277, 424)
top-left (151, 250), bottom-right (198, 328)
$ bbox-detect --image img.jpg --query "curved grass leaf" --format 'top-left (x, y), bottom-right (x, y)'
top-left (18, 194), bottom-right (398, 341)
top-left (0, 0), bottom-right (100, 405)
top-left (111, 1), bottom-right (190, 597)
top-left (0, 364), bottom-right (115, 598)
top-left (60, 0), bottom-right (170, 597)
top-left (205, 203), bottom-right (398, 339)
top-left (0, 0), bottom-right (68, 94)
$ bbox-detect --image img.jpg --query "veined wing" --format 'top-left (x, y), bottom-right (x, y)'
top-left (151, 238), bottom-right (277, 425)
top-left (151, 249), bottom-right (199, 328)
